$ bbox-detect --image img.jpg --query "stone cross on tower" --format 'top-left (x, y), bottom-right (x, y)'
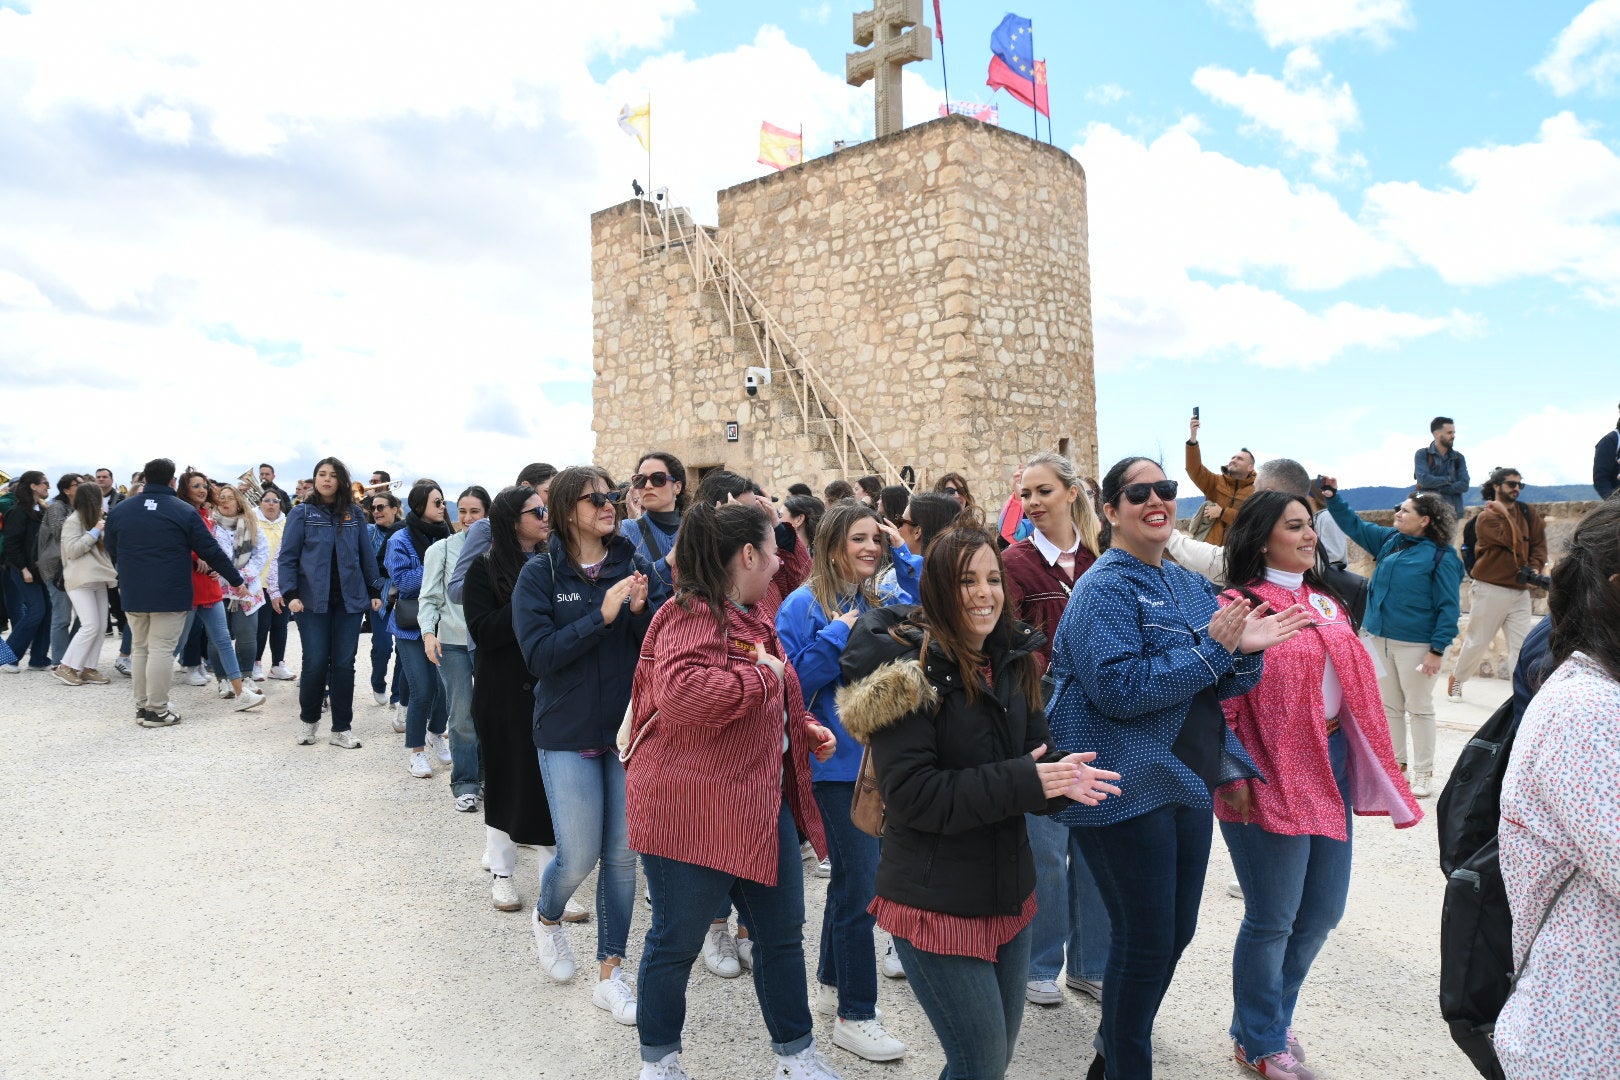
top-left (846, 0), bottom-right (933, 139)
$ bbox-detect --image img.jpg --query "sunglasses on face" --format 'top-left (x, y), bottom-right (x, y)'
top-left (631, 472), bottom-right (673, 489)
top-left (1120, 480), bottom-right (1179, 505)
top-left (523, 506), bottom-right (547, 521)
top-left (578, 491), bottom-right (623, 508)
top-left (371, 504), bottom-right (390, 513)
top-left (943, 487), bottom-right (961, 495)
top-left (1499, 480), bottom-right (1522, 489)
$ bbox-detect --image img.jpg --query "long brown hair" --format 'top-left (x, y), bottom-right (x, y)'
top-left (1548, 498), bottom-right (1620, 684)
top-left (906, 526), bottom-right (1042, 707)
top-left (546, 465), bottom-right (616, 576)
top-left (178, 469), bottom-right (213, 510)
top-left (72, 483), bottom-right (103, 538)
top-left (808, 500), bottom-right (882, 619)
top-left (933, 471), bottom-right (976, 514)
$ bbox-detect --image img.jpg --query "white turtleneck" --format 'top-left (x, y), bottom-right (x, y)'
top-left (1265, 566), bottom-right (1343, 720)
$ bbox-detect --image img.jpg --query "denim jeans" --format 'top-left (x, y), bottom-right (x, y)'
top-left (1220, 730), bottom-right (1353, 1060)
top-left (440, 643), bottom-right (480, 796)
top-left (1076, 803), bottom-right (1214, 1080)
top-left (370, 622), bottom-right (405, 703)
top-left (4, 568), bottom-right (51, 668)
top-left (394, 636), bottom-right (447, 747)
top-left (228, 605), bottom-right (261, 679)
top-left (1027, 812), bottom-right (1111, 983)
top-left (256, 592), bottom-right (289, 666)
top-left (637, 802), bottom-right (813, 1063)
top-left (190, 601), bottom-right (240, 682)
top-left (811, 781), bottom-right (880, 1021)
top-left (294, 609), bottom-right (363, 730)
top-left (46, 578), bottom-right (75, 665)
top-left (537, 747), bottom-right (635, 964)
top-left (893, 924), bottom-right (1033, 1080)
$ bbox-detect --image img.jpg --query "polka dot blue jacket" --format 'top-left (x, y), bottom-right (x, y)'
top-left (1047, 546), bottom-right (1264, 827)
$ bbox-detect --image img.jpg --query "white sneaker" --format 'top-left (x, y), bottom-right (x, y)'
top-left (1065, 974), bottom-right (1103, 1002)
top-left (425, 731), bottom-right (452, 765)
top-left (881, 941), bottom-right (905, 979)
top-left (832, 1016), bottom-right (906, 1062)
top-left (0, 664), bottom-right (20, 674)
top-left (532, 910), bottom-right (577, 982)
top-left (234, 688), bottom-right (266, 711)
top-left (251, 662), bottom-right (265, 682)
top-left (737, 935), bottom-right (754, 970)
top-left (329, 729), bottom-right (361, 749)
top-left (269, 663), bottom-right (295, 680)
top-left (1411, 772), bottom-right (1433, 799)
top-left (562, 899), bottom-right (591, 923)
top-left (185, 666), bottom-right (209, 686)
top-left (1026, 979), bottom-right (1063, 1005)
top-left (801, 840), bottom-right (816, 862)
top-left (1227, 879), bottom-right (1245, 900)
top-left (776, 1042), bottom-right (844, 1080)
top-left (408, 751), bottom-right (433, 778)
top-left (640, 1051), bottom-right (691, 1080)
top-left (217, 679), bottom-right (234, 699)
top-left (815, 857), bottom-right (831, 878)
top-left (491, 874), bottom-right (521, 911)
top-left (455, 792), bottom-right (479, 812)
top-left (372, 689), bottom-right (389, 705)
top-left (702, 923), bottom-right (741, 978)
top-left (114, 657), bottom-right (133, 677)
top-left (297, 722), bottom-right (319, 745)
top-left (391, 703), bottom-right (406, 733)
top-left (814, 981), bottom-right (839, 1017)
top-left (592, 967), bottom-right (638, 1025)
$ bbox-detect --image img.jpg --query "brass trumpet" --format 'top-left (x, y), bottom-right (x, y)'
top-left (351, 478), bottom-right (405, 501)
top-left (0, 468), bottom-right (11, 489)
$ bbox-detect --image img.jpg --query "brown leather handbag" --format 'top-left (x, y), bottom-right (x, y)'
top-left (850, 632), bottom-right (929, 838)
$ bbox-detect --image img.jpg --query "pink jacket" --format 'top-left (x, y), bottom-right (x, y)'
top-left (1216, 579), bottom-right (1421, 839)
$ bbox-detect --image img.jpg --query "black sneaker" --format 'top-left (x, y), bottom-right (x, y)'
top-left (138, 708), bottom-right (182, 728)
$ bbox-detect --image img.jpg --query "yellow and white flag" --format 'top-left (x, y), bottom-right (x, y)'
top-left (618, 102), bottom-right (651, 151)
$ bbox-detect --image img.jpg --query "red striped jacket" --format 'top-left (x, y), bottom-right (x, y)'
top-left (624, 542), bottom-right (824, 884)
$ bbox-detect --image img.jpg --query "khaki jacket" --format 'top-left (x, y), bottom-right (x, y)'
top-left (61, 513), bottom-right (118, 592)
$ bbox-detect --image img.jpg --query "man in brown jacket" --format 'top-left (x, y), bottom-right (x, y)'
top-left (1448, 466), bottom-right (1546, 700)
top-left (1184, 413), bottom-right (1255, 546)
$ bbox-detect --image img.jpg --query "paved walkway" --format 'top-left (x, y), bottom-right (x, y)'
top-left (1, 634), bottom-right (1507, 1080)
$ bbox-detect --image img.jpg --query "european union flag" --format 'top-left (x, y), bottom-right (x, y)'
top-left (990, 13), bottom-right (1034, 80)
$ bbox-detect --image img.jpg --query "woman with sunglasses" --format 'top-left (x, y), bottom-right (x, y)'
top-left (624, 497), bottom-right (833, 1080)
top-left (176, 469), bottom-right (265, 710)
top-left (1046, 456), bottom-right (1311, 1080)
top-left (421, 485), bottom-right (490, 811)
top-left (933, 471), bottom-right (977, 516)
top-left (878, 491), bottom-right (960, 607)
top-left (1215, 492), bottom-right (1420, 1079)
top-left (1320, 483), bottom-right (1462, 799)
top-left (210, 484), bottom-right (270, 692)
top-left (621, 452), bottom-right (686, 590)
top-left (513, 465), bottom-right (669, 1025)
top-left (385, 481), bottom-right (454, 779)
top-left (776, 500), bottom-right (909, 1063)
top-left (1000, 453), bottom-right (1111, 1010)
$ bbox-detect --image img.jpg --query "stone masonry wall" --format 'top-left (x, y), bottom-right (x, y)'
top-left (592, 113), bottom-right (1096, 504)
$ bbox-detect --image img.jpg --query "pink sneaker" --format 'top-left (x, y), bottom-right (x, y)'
top-left (1235, 1043), bottom-right (1316, 1079)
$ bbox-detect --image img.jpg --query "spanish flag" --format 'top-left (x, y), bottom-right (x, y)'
top-left (757, 121), bottom-right (803, 171)
top-left (618, 102), bottom-right (651, 151)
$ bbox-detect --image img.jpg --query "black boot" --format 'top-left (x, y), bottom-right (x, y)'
top-left (1086, 1053), bottom-right (1106, 1080)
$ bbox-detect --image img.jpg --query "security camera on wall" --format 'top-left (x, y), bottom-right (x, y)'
top-left (745, 366), bottom-right (772, 397)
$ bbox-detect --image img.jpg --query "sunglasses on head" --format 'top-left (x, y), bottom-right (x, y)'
top-left (630, 472), bottom-right (673, 489)
top-left (578, 490), bottom-right (623, 508)
top-left (1120, 480), bottom-right (1179, 505)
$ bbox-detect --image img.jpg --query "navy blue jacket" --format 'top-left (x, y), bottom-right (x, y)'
top-left (1594, 429), bottom-right (1619, 501)
top-left (276, 500), bottom-right (382, 615)
top-left (1414, 442), bottom-right (1470, 517)
top-left (512, 533), bottom-right (669, 751)
top-left (105, 484), bottom-right (243, 613)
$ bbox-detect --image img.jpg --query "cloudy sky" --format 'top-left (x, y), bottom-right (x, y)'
top-left (2, 0), bottom-right (1617, 496)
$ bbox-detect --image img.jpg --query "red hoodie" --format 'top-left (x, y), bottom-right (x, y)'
top-left (190, 505), bottom-right (224, 608)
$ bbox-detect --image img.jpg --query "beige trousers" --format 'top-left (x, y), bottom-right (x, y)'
top-left (129, 611), bottom-right (187, 712)
top-left (1453, 580), bottom-right (1534, 688)
top-left (1365, 633), bottom-right (1437, 775)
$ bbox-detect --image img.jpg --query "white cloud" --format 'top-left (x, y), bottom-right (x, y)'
top-left (1193, 47), bottom-right (1364, 178)
top-left (1218, 0), bottom-right (1413, 48)
top-left (128, 104), bottom-right (193, 145)
top-left (1534, 0), bottom-right (1620, 96)
top-left (0, 270), bottom-right (52, 311)
top-left (1072, 122), bottom-right (1466, 371)
top-left (1363, 111), bottom-right (1620, 301)
top-left (1085, 84), bottom-right (1128, 105)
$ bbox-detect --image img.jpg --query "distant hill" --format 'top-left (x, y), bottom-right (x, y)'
top-left (1177, 483), bottom-right (1599, 517)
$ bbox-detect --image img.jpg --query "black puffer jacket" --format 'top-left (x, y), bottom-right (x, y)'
top-left (837, 606), bottom-right (1069, 918)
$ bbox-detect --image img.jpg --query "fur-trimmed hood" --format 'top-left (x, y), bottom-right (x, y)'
top-left (837, 657), bottom-right (939, 746)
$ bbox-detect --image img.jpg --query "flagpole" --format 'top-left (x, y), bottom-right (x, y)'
top-left (935, 0), bottom-right (950, 110)
top-left (646, 95), bottom-right (653, 206)
top-left (1028, 21), bottom-right (1038, 140)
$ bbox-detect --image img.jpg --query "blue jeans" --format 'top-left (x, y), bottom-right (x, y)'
top-left (394, 636), bottom-right (446, 747)
top-left (440, 643), bottom-right (480, 795)
top-left (256, 593), bottom-right (289, 665)
top-left (46, 578), bottom-right (75, 665)
top-left (637, 802), bottom-right (813, 1063)
top-left (537, 748), bottom-right (635, 964)
top-left (370, 621), bottom-right (406, 703)
top-left (294, 609), bottom-right (363, 730)
top-left (1221, 730), bottom-right (1353, 1060)
top-left (228, 605), bottom-right (261, 679)
top-left (188, 601), bottom-right (240, 682)
top-left (811, 781), bottom-right (880, 1021)
top-left (1076, 803), bottom-right (1214, 1080)
top-left (1027, 812), bottom-right (1111, 983)
top-left (893, 924), bottom-right (1033, 1080)
top-left (4, 568), bottom-right (50, 668)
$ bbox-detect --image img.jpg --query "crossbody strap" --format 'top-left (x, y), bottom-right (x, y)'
top-left (1508, 867), bottom-right (1581, 996)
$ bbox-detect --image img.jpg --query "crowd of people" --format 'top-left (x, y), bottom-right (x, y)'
top-left (2, 415), bottom-right (1616, 1080)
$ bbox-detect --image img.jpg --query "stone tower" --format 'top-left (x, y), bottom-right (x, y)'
top-left (591, 113), bottom-right (1097, 502)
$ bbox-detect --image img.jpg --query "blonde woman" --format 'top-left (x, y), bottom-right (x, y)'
top-left (212, 485), bottom-right (271, 696)
top-left (57, 484), bottom-right (118, 684)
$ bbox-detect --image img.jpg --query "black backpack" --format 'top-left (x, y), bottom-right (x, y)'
top-left (1460, 515), bottom-right (1478, 575)
top-left (1436, 696), bottom-right (1523, 1080)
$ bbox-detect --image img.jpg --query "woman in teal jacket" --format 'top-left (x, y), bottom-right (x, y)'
top-left (1322, 483), bottom-right (1463, 797)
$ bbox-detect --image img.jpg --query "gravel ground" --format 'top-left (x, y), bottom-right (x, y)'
top-left (0, 633), bottom-right (1509, 1080)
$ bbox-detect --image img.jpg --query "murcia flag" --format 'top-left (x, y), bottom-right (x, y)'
top-left (618, 102), bottom-right (651, 151)
top-left (758, 121), bottom-right (803, 171)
